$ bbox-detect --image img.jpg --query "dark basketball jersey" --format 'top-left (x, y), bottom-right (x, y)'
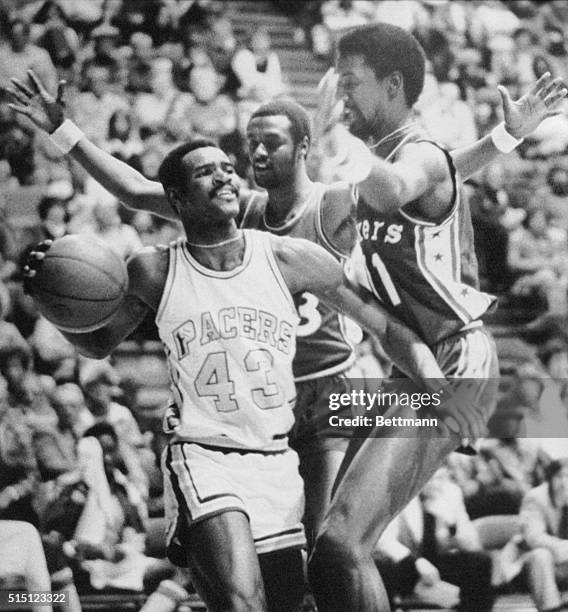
top-left (241, 184), bottom-right (355, 380)
top-left (349, 131), bottom-right (496, 346)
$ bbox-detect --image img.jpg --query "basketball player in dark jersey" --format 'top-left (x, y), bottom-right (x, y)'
top-left (305, 23), bottom-right (568, 611)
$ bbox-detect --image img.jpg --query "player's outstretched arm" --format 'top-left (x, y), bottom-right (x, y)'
top-left (451, 72), bottom-right (567, 180)
top-left (24, 245), bottom-right (161, 358)
top-left (272, 235), bottom-right (443, 383)
top-left (8, 70), bottom-right (175, 220)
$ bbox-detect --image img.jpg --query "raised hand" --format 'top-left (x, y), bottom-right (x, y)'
top-left (7, 70), bottom-right (66, 134)
top-left (313, 68), bottom-right (342, 146)
top-left (500, 72), bottom-right (568, 140)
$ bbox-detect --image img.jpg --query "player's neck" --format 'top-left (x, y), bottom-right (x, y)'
top-left (185, 224), bottom-right (246, 271)
top-left (367, 110), bottom-right (414, 156)
top-left (265, 171), bottom-right (313, 227)
top-left (367, 115), bottom-right (416, 159)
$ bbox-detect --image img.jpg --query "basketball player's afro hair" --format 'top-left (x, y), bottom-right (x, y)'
top-left (338, 23), bottom-right (426, 108)
top-left (250, 99), bottom-right (312, 147)
top-left (158, 138), bottom-right (218, 194)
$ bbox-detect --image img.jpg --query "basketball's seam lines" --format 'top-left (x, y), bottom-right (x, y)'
top-left (33, 287), bottom-right (119, 302)
top-left (42, 253), bottom-right (125, 286)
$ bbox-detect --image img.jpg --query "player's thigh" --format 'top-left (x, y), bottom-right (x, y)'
top-left (435, 325), bottom-right (500, 419)
top-left (180, 510), bottom-right (266, 608)
top-left (320, 430), bottom-right (456, 551)
top-left (300, 437), bottom-right (349, 545)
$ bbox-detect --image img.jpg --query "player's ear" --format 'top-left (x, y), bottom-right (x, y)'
top-left (298, 135), bottom-right (310, 160)
top-left (387, 71), bottom-right (403, 99)
top-left (165, 188), bottom-right (182, 214)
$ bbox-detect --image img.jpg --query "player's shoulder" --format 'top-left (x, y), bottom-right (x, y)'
top-left (268, 233), bottom-right (317, 261)
top-left (398, 140), bottom-right (450, 174)
top-left (268, 234), bottom-right (342, 293)
top-left (127, 244), bottom-right (170, 306)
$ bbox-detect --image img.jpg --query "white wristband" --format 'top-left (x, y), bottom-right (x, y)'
top-left (490, 122), bottom-right (523, 154)
top-left (50, 120), bottom-right (84, 154)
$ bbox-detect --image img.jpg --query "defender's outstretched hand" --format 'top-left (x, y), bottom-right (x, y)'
top-left (8, 70), bottom-right (66, 134)
top-left (500, 72), bottom-right (568, 140)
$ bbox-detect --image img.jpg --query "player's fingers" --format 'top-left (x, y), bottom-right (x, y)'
top-left (56, 80), bottom-right (67, 105)
top-left (529, 72), bottom-right (552, 97)
top-left (29, 251), bottom-right (47, 261)
top-left (10, 77), bottom-right (34, 98)
top-left (27, 70), bottom-right (51, 100)
top-left (545, 88), bottom-right (568, 110)
top-left (7, 103), bottom-right (32, 118)
top-left (497, 85), bottom-right (513, 111)
top-left (538, 76), bottom-right (565, 99)
top-left (22, 265), bottom-right (36, 278)
top-left (37, 240), bottom-right (53, 251)
top-left (6, 88), bottom-right (29, 105)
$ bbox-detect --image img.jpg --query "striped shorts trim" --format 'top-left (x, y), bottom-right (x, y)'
top-left (162, 442), bottom-right (306, 565)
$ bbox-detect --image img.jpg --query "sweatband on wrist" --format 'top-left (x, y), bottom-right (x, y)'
top-left (50, 120), bottom-right (84, 154)
top-left (490, 122), bottom-right (523, 153)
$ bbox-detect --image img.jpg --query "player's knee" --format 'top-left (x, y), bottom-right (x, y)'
top-left (222, 579), bottom-right (266, 612)
top-left (309, 529), bottom-right (366, 573)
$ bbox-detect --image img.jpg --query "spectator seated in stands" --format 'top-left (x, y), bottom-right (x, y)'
top-left (79, 361), bottom-right (151, 500)
top-left (91, 199), bottom-right (143, 260)
top-left (0, 92), bottom-right (36, 185)
top-left (32, 0), bottom-right (79, 80)
top-left (521, 339), bottom-right (568, 461)
top-left (183, 64), bottom-right (238, 144)
top-left (69, 63), bottom-right (129, 146)
top-left (465, 439), bottom-right (551, 519)
top-left (102, 110), bottom-right (143, 166)
top-left (131, 57), bottom-right (193, 141)
top-left (416, 77), bottom-right (478, 150)
top-left (469, 161), bottom-right (520, 293)
top-left (124, 32), bottom-right (154, 94)
top-left (518, 458), bottom-right (568, 612)
top-left (81, 23), bottom-right (125, 88)
top-left (68, 422), bottom-right (190, 611)
top-left (508, 207), bottom-right (568, 317)
top-left (0, 368), bottom-right (39, 526)
top-left (542, 164), bottom-right (568, 234)
top-left (0, 15), bottom-right (57, 95)
top-left (374, 466), bottom-right (495, 612)
top-left (0, 521), bottom-right (54, 612)
top-left (232, 28), bottom-right (287, 103)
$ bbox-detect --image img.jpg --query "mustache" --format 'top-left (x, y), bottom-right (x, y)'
top-left (209, 183), bottom-right (239, 198)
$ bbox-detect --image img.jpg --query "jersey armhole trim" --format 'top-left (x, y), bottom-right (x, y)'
top-left (155, 242), bottom-right (177, 323)
top-left (263, 235), bottom-right (299, 314)
top-left (399, 140), bottom-right (460, 227)
top-left (316, 185), bottom-right (351, 260)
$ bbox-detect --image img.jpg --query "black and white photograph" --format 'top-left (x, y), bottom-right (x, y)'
top-left (1, 1), bottom-right (568, 611)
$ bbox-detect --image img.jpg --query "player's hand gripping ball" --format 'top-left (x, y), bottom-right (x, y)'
top-left (24, 235), bottom-right (128, 333)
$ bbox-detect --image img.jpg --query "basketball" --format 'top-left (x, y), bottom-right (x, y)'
top-left (29, 234), bottom-right (128, 333)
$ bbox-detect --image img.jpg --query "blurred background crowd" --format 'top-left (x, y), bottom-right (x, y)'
top-left (1, 1), bottom-right (568, 610)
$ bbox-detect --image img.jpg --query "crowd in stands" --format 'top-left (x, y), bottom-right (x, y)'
top-left (1, 0), bottom-right (568, 609)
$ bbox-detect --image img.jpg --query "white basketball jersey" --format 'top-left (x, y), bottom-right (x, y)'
top-left (156, 230), bottom-right (299, 452)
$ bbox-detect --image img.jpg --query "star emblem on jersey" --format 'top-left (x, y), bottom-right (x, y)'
top-left (434, 253), bottom-right (443, 261)
top-left (461, 288), bottom-right (469, 296)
